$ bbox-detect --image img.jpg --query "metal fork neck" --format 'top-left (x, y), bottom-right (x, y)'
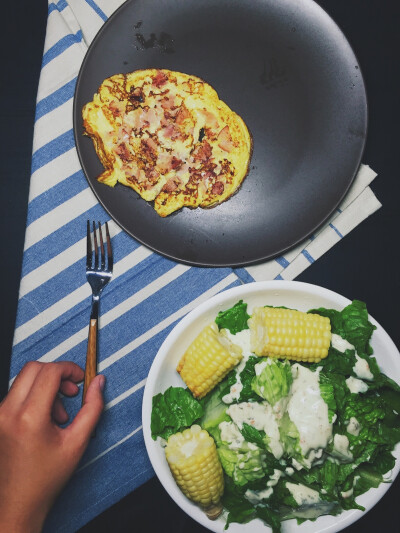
top-left (90, 293), bottom-right (100, 320)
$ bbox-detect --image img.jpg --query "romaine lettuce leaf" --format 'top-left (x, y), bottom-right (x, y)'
top-left (225, 355), bottom-right (260, 402)
top-left (199, 382), bottom-right (230, 445)
top-left (218, 443), bottom-right (266, 486)
top-left (151, 386), bottom-right (203, 440)
top-left (251, 359), bottom-right (293, 406)
top-left (215, 300), bottom-right (250, 334)
top-left (311, 300), bottom-right (375, 357)
top-left (279, 412), bottom-right (303, 463)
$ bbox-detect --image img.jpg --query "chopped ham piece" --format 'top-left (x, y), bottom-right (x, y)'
top-left (192, 141), bottom-right (212, 162)
top-left (217, 125), bottom-right (235, 152)
top-left (116, 143), bottom-right (131, 162)
top-left (211, 181), bottom-right (224, 195)
top-left (175, 106), bottom-right (190, 125)
top-left (109, 100), bottom-right (122, 117)
top-left (162, 123), bottom-right (183, 140)
top-left (199, 109), bottom-right (219, 130)
top-left (152, 70), bottom-right (168, 88)
top-left (163, 179), bottom-right (179, 193)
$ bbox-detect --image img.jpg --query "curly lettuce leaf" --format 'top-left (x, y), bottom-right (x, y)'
top-left (151, 386), bottom-right (203, 440)
top-left (251, 359), bottom-right (293, 406)
top-left (215, 300), bottom-right (250, 334)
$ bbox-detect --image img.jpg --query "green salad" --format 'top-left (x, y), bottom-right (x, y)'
top-left (151, 300), bottom-right (400, 531)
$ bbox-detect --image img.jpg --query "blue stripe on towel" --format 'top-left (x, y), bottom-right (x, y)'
top-left (35, 77), bottom-right (77, 121)
top-left (275, 255), bottom-right (289, 268)
top-left (22, 204), bottom-right (107, 275)
top-left (329, 223), bottom-right (344, 239)
top-left (302, 249), bottom-right (315, 264)
top-left (31, 129), bottom-right (75, 174)
top-left (85, 0), bottom-right (108, 21)
top-left (42, 31), bottom-right (83, 68)
top-left (27, 170), bottom-right (86, 224)
top-left (48, 0), bottom-right (68, 15)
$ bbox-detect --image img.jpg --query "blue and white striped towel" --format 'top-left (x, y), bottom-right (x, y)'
top-left (10, 1), bottom-right (381, 531)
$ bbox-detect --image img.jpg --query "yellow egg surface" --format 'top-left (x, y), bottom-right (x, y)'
top-left (82, 69), bottom-right (252, 217)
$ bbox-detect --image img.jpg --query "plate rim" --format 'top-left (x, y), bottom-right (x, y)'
top-left (142, 280), bottom-right (400, 533)
top-left (73, 0), bottom-right (368, 267)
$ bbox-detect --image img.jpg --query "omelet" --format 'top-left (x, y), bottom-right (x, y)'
top-left (82, 69), bottom-right (252, 217)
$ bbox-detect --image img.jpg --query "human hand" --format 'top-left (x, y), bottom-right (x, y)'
top-left (0, 361), bottom-right (105, 533)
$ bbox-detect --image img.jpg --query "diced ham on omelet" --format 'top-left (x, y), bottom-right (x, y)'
top-left (82, 69), bottom-right (252, 217)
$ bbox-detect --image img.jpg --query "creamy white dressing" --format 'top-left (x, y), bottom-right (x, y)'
top-left (227, 401), bottom-right (283, 459)
top-left (331, 333), bottom-right (374, 381)
top-left (222, 329), bottom-right (252, 404)
top-left (255, 360), bottom-right (268, 376)
top-left (286, 482), bottom-right (320, 505)
top-left (245, 486), bottom-right (274, 504)
top-left (267, 469), bottom-right (283, 487)
top-left (302, 448), bottom-right (324, 469)
top-left (353, 353), bottom-right (374, 380)
top-left (331, 334), bottom-right (355, 352)
top-left (347, 417), bottom-right (361, 436)
top-left (341, 488), bottom-right (354, 499)
top-left (287, 364), bottom-right (332, 456)
top-left (333, 434), bottom-right (353, 461)
top-left (285, 466), bottom-right (295, 476)
top-left (219, 421), bottom-right (245, 450)
top-left (346, 376), bottom-right (368, 394)
top-left (292, 458), bottom-right (304, 471)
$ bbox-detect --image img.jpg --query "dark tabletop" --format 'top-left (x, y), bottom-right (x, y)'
top-left (1, 1), bottom-right (399, 532)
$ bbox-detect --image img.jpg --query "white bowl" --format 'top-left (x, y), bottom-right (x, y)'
top-left (142, 281), bottom-right (400, 533)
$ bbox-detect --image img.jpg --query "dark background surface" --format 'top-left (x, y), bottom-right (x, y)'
top-left (0, 1), bottom-right (399, 532)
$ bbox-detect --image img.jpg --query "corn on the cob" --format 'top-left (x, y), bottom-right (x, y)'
top-left (249, 306), bottom-right (331, 363)
top-left (165, 425), bottom-right (224, 519)
top-left (177, 322), bottom-right (242, 398)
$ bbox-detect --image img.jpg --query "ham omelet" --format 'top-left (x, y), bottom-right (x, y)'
top-left (82, 69), bottom-right (252, 217)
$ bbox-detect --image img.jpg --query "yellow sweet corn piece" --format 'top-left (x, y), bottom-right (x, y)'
top-left (249, 306), bottom-right (331, 363)
top-left (165, 425), bottom-right (224, 518)
top-left (177, 322), bottom-right (242, 398)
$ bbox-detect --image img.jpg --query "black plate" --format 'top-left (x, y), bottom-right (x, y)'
top-left (73, 0), bottom-right (367, 267)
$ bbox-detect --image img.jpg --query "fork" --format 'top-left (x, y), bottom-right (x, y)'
top-left (83, 221), bottom-right (113, 405)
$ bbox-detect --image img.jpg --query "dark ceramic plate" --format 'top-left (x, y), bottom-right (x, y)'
top-left (73, 0), bottom-right (367, 267)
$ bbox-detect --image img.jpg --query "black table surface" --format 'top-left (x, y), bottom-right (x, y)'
top-left (1, 1), bottom-right (399, 532)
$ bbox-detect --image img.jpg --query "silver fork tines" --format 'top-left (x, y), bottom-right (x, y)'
top-left (83, 221), bottom-right (113, 407)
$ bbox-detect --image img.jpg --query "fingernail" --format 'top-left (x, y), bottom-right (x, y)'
top-left (98, 374), bottom-right (106, 392)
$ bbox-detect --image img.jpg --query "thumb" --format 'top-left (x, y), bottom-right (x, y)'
top-left (67, 374), bottom-right (105, 447)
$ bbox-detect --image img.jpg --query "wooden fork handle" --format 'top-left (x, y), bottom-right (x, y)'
top-left (83, 318), bottom-right (97, 404)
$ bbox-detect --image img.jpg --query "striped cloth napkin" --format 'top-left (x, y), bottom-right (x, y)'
top-left (10, 1), bottom-right (381, 531)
